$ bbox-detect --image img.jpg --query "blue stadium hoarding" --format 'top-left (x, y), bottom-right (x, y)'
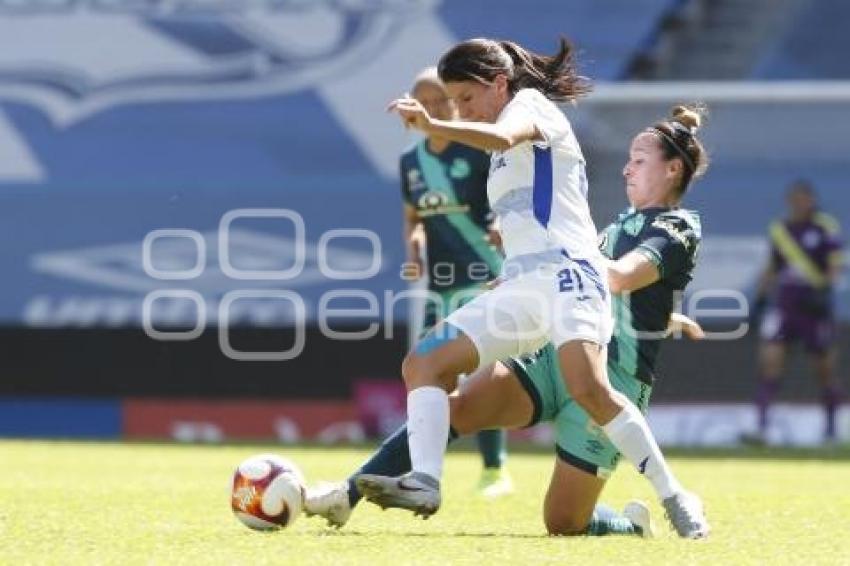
top-left (0, 398), bottom-right (121, 438)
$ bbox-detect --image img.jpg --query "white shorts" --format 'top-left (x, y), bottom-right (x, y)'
top-left (444, 257), bottom-right (613, 369)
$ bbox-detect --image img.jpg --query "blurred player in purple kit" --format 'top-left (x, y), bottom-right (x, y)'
top-left (746, 180), bottom-right (844, 445)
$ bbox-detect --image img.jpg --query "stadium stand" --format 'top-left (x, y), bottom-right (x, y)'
top-left (754, 0), bottom-right (850, 79)
top-left (438, 0), bottom-right (682, 80)
top-left (641, 0), bottom-right (807, 79)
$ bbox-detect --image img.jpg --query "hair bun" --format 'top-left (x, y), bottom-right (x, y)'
top-left (671, 104), bottom-right (705, 133)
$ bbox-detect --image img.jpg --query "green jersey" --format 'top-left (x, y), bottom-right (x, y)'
top-left (400, 140), bottom-right (502, 292)
top-left (599, 207), bottom-right (702, 384)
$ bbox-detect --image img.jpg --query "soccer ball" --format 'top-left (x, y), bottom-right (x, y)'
top-left (230, 454), bottom-right (305, 531)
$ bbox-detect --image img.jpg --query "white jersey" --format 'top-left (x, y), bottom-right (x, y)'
top-left (487, 88), bottom-right (600, 264)
top-left (446, 90), bottom-right (613, 362)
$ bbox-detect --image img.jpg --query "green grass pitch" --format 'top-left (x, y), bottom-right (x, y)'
top-left (1, 440), bottom-right (848, 565)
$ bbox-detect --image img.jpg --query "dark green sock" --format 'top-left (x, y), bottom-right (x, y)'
top-left (476, 429), bottom-right (506, 469)
top-left (585, 504), bottom-right (641, 537)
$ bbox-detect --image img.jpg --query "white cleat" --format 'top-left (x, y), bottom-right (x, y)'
top-left (356, 471), bottom-right (441, 519)
top-left (304, 482), bottom-right (352, 529)
top-left (662, 491), bottom-right (710, 539)
top-left (623, 500), bottom-right (656, 538)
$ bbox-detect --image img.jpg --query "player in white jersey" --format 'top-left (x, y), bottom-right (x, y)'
top-left (363, 38), bottom-right (707, 537)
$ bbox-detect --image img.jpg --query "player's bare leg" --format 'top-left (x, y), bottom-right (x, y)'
top-left (357, 359), bottom-right (528, 518)
top-left (556, 340), bottom-right (708, 538)
top-left (544, 457), bottom-right (653, 537)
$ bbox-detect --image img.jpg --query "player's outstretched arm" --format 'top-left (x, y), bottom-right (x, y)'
top-left (605, 251), bottom-right (660, 294)
top-left (387, 96), bottom-right (538, 152)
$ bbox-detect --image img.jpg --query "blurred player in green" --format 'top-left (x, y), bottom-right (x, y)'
top-left (306, 104), bottom-right (711, 539)
top-left (398, 67), bottom-right (511, 496)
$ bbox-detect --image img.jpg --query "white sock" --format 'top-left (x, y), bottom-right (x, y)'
top-left (406, 386), bottom-right (450, 482)
top-left (602, 403), bottom-right (683, 500)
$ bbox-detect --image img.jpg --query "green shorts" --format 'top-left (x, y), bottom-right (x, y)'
top-left (505, 343), bottom-right (652, 479)
top-left (419, 284), bottom-right (483, 338)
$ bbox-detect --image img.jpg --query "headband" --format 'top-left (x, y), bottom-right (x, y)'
top-left (648, 124), bottom-right (696, 174)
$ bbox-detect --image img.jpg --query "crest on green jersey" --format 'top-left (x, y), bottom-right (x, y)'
top-left (449, 158), bottom-right (471, 179)
top-left (622, 213), bottom-right (645, 237)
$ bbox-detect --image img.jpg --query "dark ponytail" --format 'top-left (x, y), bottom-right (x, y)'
top-left (437, 37), bottom-right (591, 103)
